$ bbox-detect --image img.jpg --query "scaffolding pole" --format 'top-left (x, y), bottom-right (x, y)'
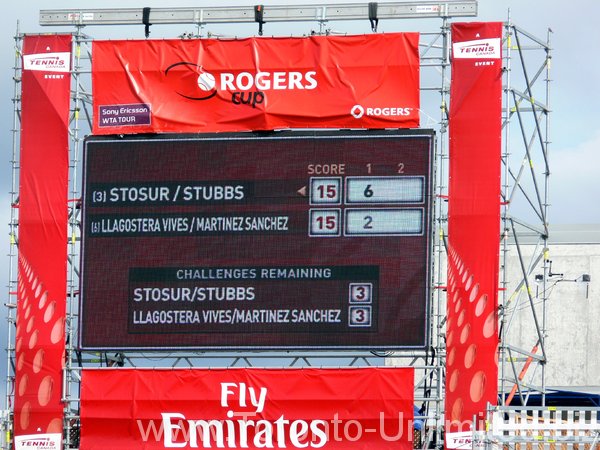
top-left (499, 20), bottom-right (552, 407)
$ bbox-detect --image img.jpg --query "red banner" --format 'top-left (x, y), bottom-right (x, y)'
top-left (80, 368), bottom-right (414, 450)
top-left (446, 22), bottom-right (502, 445)
top-left (91, 34), bottom-right (420, 134)
top-left (15, 34), bottom-right (72, 449)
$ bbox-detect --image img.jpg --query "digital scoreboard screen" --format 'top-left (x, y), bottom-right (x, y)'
top-left (80, 130), bottom-right (434, 350)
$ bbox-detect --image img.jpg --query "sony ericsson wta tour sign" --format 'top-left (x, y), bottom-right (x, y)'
top-left (91, 34), bottom-right (420, 134)
top-left (80, 368), bottom-right (415, 450)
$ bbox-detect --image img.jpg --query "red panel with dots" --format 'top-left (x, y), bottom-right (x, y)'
top-left (446, 21), bottom-right (503, 442)
top-left (15, 34), bottom-right (71, 441)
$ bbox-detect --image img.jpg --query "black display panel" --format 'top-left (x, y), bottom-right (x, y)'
top-left (80, 130), bottom-right (434, 350)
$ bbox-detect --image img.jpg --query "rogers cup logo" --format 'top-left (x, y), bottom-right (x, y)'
top-left (165, 62), bottom-right (318, 108)
top-left (23, 52), bottom-right (70, 72)
top-left (15, 433), bottom-right (62, 450)
top-left (453, 38), bottom-right (501, 59)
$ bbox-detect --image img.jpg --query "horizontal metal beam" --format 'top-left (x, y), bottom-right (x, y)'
top-left (40, 1), bottom-right (477, 27)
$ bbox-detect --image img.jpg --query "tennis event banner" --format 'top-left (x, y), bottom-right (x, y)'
top-left (15, 34), bottom-right (71, 450)
top-left (446, 21), bottom-right (503, 448)
top-left (80, 368), bottom-right (415, 450)
top-left (91, 33), bottom-right (420, 134)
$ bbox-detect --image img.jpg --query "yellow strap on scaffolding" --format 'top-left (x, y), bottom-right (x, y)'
top-left (72, 232), bottom-right (76, 245)
top-left (544, 249), bottom-right (550, 261)
top-left (507, 35), bottom-right (511, 48)
top-left (75, 110), bottom-right (79, 120)
top-left (529, 158), bottom-right (534, 169)
top-left (530, 96), bottom-right (535, 104)
top-left (76, 44), bottom-right (81, 58)
top-left (10, 233), bottom-right (15, 245)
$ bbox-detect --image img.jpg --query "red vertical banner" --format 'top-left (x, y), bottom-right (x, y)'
top-left (14, 34), bottom-right (71, 450)
top-left (446, 22), bottom-right (502, 447)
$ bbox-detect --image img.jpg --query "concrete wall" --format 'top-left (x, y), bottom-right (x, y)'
top-left (502, 243), bottom-right (600, 387)
top-left (386, 240), bottom-right (600, 390)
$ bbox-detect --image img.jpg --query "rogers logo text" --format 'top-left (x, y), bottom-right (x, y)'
top-left (23, 52), bottom-right (70, 73)
top-left (452, 38), bottom-right (501, 59)
top-left (165, 62), bottom-right (317, 108)
top-left (351, 104), bottom-right (412, 119)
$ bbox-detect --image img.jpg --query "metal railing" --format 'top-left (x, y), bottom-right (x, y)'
top-left (475, 405), bottom-right (600, 450)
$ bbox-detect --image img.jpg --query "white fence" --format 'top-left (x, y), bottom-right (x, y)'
top-left (474, 406), bottom-right (600, 450)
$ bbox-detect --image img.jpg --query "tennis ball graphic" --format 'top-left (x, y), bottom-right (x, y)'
top-left (197, 72), bottom-right (216, 91)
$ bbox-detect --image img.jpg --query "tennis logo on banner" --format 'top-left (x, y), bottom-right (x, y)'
top-left (15, 433), bottom-right (61, 450)
top-left (23, 52), bottom-right (71, 72)
top-left (452, 38), bottom-right (501, 59)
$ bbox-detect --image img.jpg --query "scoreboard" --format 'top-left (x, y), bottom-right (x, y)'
top-left (80, 130), bottom-right (434, 350)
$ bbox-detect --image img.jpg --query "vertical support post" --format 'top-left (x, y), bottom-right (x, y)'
top-left (434, 16), bottom-right (451, 449)
top-left (499, 16), bottom-right (512, 407)
top-left (540, 27), bottom-right (552, 407)
top-left (4, 24), bottom-right (22, 450)
top-left (63, 25), bottom-right (85, 450)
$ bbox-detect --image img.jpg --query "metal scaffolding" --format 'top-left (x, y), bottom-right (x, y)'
top-left (3, 2), bottom-right (554, 449)
top-left (499, 21), bottom-right (552, 407)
